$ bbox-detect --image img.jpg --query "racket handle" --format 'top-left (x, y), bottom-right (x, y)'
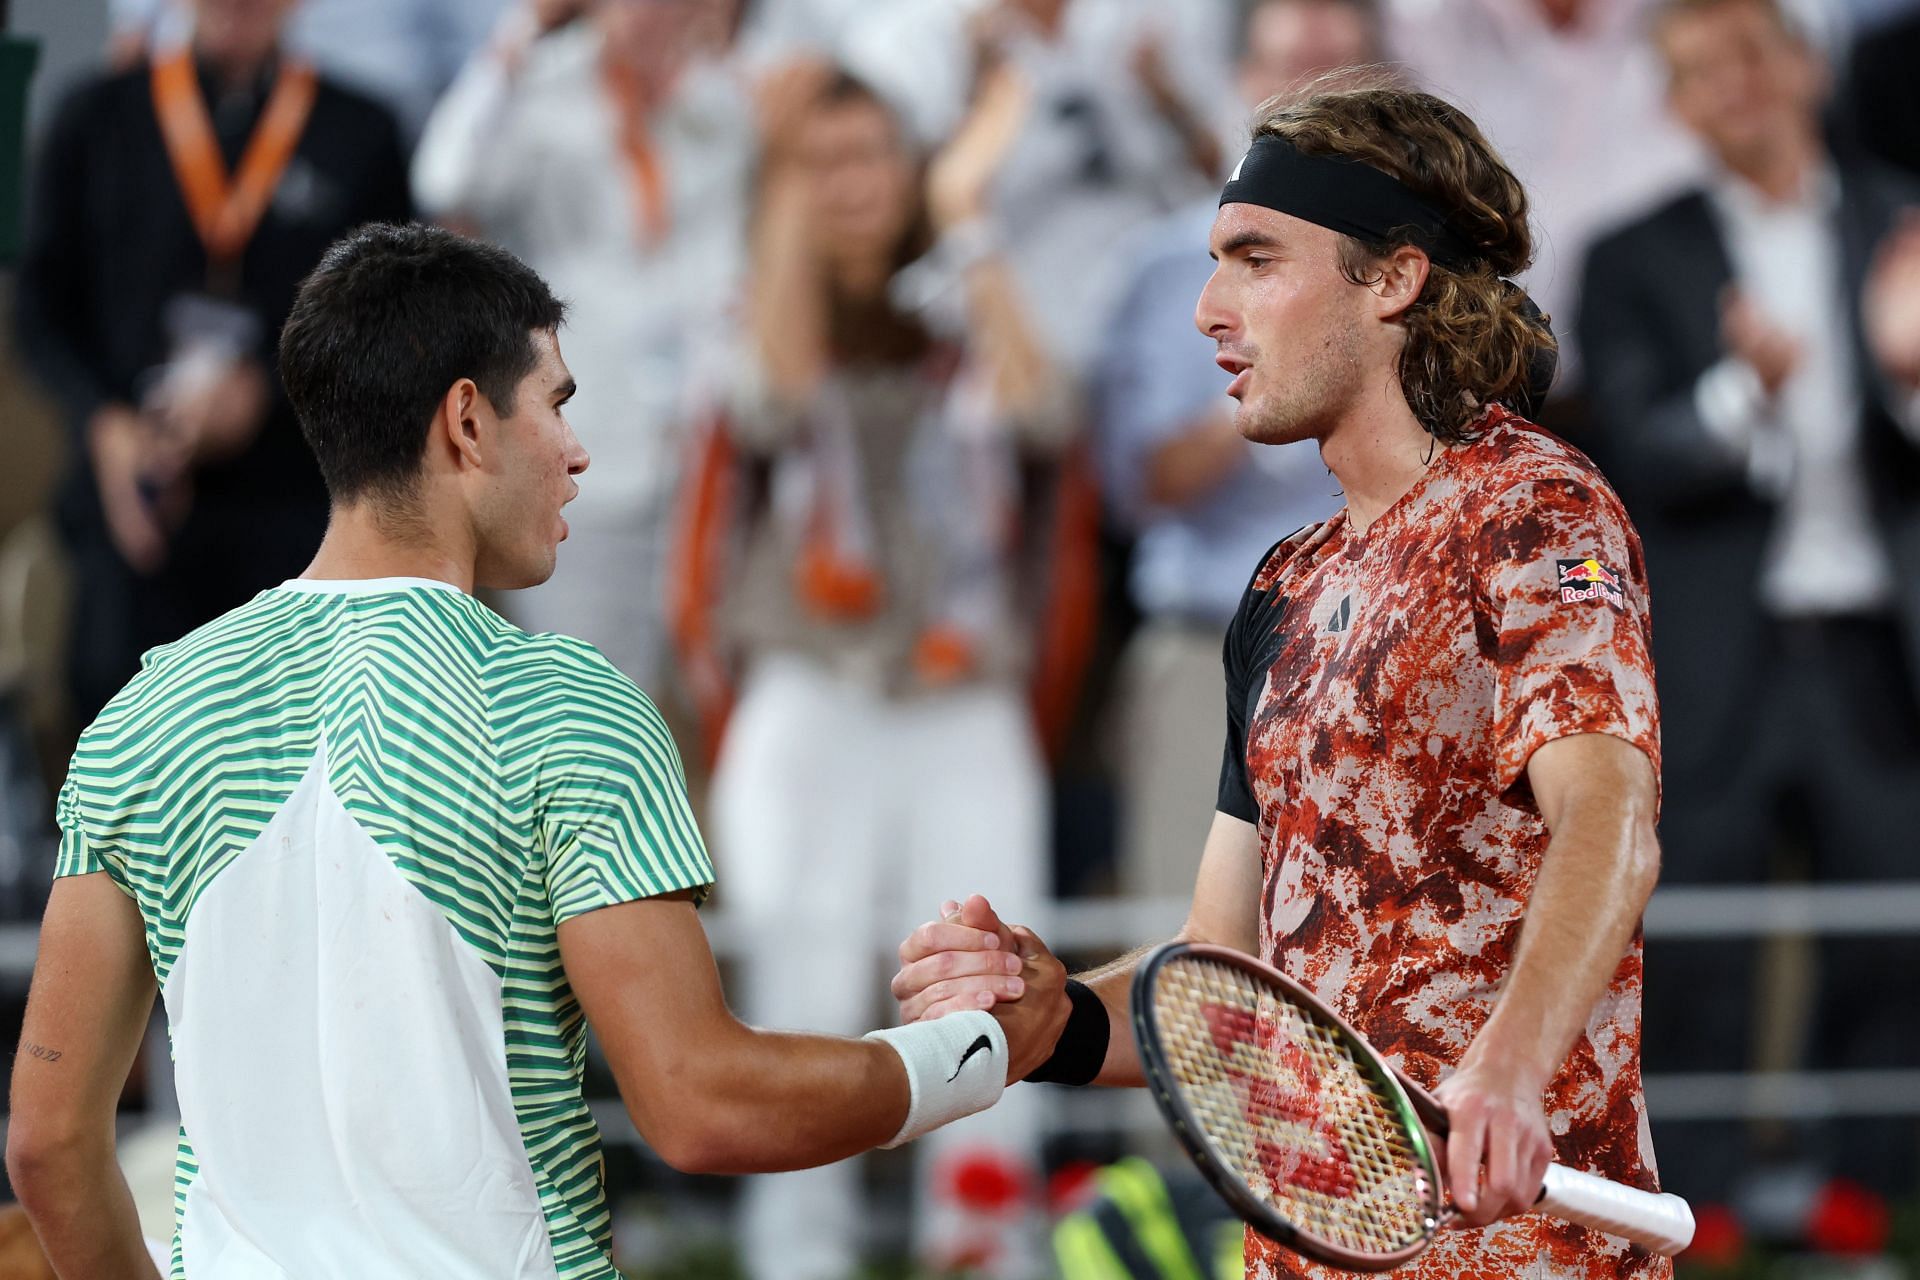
top-left (1537, 1165), bottom-right (1695, 1256)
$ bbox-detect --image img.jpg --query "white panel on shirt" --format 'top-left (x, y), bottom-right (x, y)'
top-left (164, 748), bottom-right (558, 1279)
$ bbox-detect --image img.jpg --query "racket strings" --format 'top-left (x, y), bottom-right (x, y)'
top-left (1152, 957), bottom-right (1436, 1256)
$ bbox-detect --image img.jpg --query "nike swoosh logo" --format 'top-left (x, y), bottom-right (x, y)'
top-left (948, 1034), bottom-right (994, 1082)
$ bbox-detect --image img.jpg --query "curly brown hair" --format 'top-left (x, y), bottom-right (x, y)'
top-left (1251, 81), bottom-right (1557, 443)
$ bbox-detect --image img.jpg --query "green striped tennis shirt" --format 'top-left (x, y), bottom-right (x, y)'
top-left (55, 577), bottom-right (714, 1279)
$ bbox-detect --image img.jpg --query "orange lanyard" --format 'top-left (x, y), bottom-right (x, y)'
top-left (150, 48), bottom-right (318, 271)
top-left (601, 61), bottom-right (671, 247)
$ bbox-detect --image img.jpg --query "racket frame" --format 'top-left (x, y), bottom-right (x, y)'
top-left (1132, 941), bottom-right (1444, 1272)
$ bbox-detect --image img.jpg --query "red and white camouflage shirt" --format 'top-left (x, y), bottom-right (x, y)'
top-left (1215, 408), bottom-right (1669, 1280)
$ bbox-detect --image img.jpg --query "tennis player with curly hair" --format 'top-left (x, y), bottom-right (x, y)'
top-left (894, 82), bottom-right (1672, 1280)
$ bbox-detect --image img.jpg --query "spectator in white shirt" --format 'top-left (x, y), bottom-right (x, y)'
top-left (690, 66), bottom-right (1079, 1279)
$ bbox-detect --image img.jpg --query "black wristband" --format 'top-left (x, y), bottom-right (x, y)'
top-left (1025, 979), bottom-right (1110, 1086)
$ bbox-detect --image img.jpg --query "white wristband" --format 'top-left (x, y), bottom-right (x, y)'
top-left (864, 1010), bottom-right (1007, 1149)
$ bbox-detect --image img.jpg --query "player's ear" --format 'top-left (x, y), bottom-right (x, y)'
top-left (1370, 245), bottom-right (1430, 322)
top-left (437, 377), bottom-right (489, 470)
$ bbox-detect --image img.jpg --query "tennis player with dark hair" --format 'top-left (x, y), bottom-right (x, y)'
top-left (895, 85), bottom-right (1670, 1279)
top-left (6, 222), bottom-right (1064, 1280)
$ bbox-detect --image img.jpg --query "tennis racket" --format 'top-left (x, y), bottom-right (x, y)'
top-left (1131, 942), bottom-right (1694, 1271)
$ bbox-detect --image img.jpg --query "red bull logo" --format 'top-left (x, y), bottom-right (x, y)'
top-left (1556, 559), bottom-right (1624, 607)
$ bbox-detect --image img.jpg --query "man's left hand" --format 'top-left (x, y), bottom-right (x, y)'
top-left (1431, 1057), bottom-right (1554, 1229)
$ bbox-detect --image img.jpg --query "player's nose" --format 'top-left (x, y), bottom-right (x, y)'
top-left (1195, 265), bottom-right (1236, 341)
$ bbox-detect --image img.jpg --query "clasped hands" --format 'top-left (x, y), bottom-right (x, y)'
top-left (891, 894), bottom-right (1068, 1085)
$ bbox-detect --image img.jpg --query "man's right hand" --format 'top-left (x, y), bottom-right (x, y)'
top-left (892, 895), bottom-right (1070, 1081)
top-left (893, 895), bottom-right (1023, 1023)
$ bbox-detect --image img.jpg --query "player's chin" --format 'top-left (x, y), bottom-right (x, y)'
top-left (1244, 397), bottom-right (1326, 448)
top-left (489, 547), bottom-right (562, 593)
top-left (532, 544), bottom-right (561, 585)
top-left (1234, 401), bottom-right (1290, 446)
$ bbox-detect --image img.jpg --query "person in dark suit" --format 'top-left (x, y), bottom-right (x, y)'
top-left (15, 0), bottom-right (412, 723)
top-left (1579, 0), bottom-right (1920, 1204)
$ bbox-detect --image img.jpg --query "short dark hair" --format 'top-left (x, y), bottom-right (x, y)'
top-left (279, 223), bottom-right (567, 504)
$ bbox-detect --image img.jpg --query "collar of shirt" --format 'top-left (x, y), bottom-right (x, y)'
top-left (1707, 159), bottom-right (1841, 225)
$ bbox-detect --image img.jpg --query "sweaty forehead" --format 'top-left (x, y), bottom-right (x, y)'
top-left (1208, 203), bottom-right (1327, 256)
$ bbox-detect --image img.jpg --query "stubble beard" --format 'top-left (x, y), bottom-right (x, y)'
top-left (1235, 309), bottom-right (1368, 449)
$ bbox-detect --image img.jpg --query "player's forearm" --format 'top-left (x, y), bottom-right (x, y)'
top-left (1466, 802), bottom-right (1660, 1089)
top-left (9, 1135), bottom-right (159, 1279)
top-left (633, 1028), bottom-right (909, 1174)
top-left (1075, 950), bottom-right (1150, 1087)
top-left (1076, 933), bottom-right (1218, 1086)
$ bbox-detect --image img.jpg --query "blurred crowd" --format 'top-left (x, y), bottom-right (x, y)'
top-left (5, 0), bottom-right (1920, 1273)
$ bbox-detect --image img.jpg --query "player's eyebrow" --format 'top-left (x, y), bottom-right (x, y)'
top-left (1211, 231), bottom-right (1285, 262)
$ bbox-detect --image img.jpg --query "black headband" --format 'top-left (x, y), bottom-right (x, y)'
top-left (1219, 134), bottom-right (1480, 270)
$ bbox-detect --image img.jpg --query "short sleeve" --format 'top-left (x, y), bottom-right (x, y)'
top-left (538, 656), bottom-right (715, 924)
top-left (53, 775), bottom-right (106, 879)
top-left (1470, 477), bottom-right (1662, 796)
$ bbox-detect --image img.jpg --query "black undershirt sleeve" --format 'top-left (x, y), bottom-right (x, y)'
top-left (1215, 540), bottom-right (1286, 825)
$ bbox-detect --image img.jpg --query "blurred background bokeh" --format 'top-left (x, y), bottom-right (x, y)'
top-left (2, 0), bottom-right (1919, 1275)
